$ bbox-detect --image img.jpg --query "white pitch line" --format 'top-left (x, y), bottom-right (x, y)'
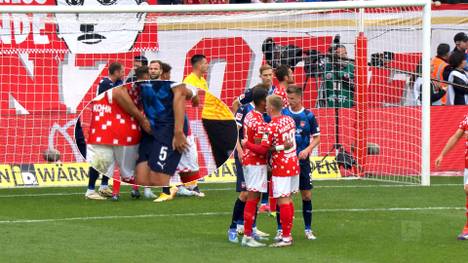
top-left (0, 206), bottom-right (463, 224)
top-left (0, 184), bottom-right (461, 198)
top-left (0, 188), bottom-right (235, 198)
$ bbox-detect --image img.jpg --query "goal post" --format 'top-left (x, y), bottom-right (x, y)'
top-left (0, 0), bottom-right (433, 187)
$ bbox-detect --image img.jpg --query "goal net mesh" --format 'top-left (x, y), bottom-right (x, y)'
top-left (0, 4), bottom-right (425, 185)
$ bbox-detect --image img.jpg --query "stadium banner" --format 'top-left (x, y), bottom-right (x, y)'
top-left (310, 156), bottom-right (342, 180)
top-left (0, 155), bottom-right (342, 188)
top-left (0, 163), bottom-right (91, 188)
top-left (0, 3), bottom-right (467, 178)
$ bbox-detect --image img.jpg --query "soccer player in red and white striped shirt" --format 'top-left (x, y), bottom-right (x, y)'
top-left (86, 63), bottom-right (151, 200)
top-left (240, 88), bottom-right (269, 247)
top-left (435, 114), bottom-right (468, 240)
top-left (244, 95), bottom-right (299, 247)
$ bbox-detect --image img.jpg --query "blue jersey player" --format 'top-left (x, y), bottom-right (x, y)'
top-left (138, 79), bottom-right (191, 187)
top-left (231, 64), bottom-right (275, 114)
top-left (228, 85), bottom-right (271, 244)
top-left (280, 85), bottom-right (320, 241)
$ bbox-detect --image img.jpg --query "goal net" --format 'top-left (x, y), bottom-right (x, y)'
top-left (0, 1), bottom-right (431, 187)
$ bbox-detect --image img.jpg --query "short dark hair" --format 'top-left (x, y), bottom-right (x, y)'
top-left (160, 62), bottom-right (172, 74)
top-left (448, 51), bottom-right (466, 68)
top-left (134, 55), bottom-right (148, 66)
top-left (135, 65), bottom-right (149, 80)
top-left (436, 43), bottom-right (450, 57)
top-left (275, 65), bottom-right (290, 82)
top-left (252, 84), bottom-right (268, 107)
top-left (191, 54), bottom-right (206, 66)
top-left (149, 60), bottom-right (162, 66)
top-left (454, 32), bottom-right (468, 43)
top-left (333, 44), bottom-right (346, 52)
top-left (108, 62), bottom-right (122, 75)
top-left (286, 85), bottom-right (303, 96)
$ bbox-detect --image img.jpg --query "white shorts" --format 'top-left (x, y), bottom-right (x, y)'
top-left (243, 165), bottom-right (268, 192)
top-left (176, 135), bottom-right (199, 173)
top-left (86, 144), bottom-right (139, 180)
top-left (272, 175), bottom-right (299, 198)
top-left (464, 169), bottom-right (468, 185)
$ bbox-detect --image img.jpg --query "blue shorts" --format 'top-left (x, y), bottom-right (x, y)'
top-left (234, 155), bottom-right (246, 192)
top-left (299, 161), bottom-right (313, 191)
top-left (137, 131), bottom-right (154, 164)
top-left (148, 126), bottom-right (181, 176)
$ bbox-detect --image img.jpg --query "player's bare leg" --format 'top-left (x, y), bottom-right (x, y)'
top-left (135, 163), bottom-right (150, 183)
top-left (271, 196), bottom-right (294, 247)
top-left (135, 161), bottom-right (156, 198)
top-left (149, 171), bottom-right (171, 187)
top-left (301, 189), bottom-right (316, 240)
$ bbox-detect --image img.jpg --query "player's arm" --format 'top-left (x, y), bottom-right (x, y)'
top-left (299, 135), bottom-right (320, 160)
top-left (172, 84), bottom-right (189, 153)
top-left (232, 99), bottom-right (240, 114)
top-left (184, 84), bottom-right (199, 106)
top-left (243, 140), bottom-right (269, 155)
top-left (235, 126), bottom-right (244, 163)
top-left (112, 87), bottom-right (151, 134)
top-left (234, 109), bottom-right (245, 162)
top-left (232, 89), bottom-right (253, 113)
top-left (435, 128), bottom-right (464, 167)
top-left (299, 113), bottom-right (321, 160)
top-left (242, 126), bottom-right (287, 154)
top-left (243, 139), bottom-right (290, 155)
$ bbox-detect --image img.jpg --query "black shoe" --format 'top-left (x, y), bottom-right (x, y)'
top-left (131, 189), bottom-right (141, 199)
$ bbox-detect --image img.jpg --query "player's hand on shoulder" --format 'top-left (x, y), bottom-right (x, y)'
top-left (173, 131), bottom-right (189, 153)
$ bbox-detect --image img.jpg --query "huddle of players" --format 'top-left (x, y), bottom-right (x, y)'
top-left (84, 56), bottom-right (204, 201)
top-left (229, 64), bottom-right (321, 247)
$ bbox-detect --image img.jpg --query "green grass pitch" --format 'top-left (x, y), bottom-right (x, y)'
top-left (0, 177), bottom-right (466, 263)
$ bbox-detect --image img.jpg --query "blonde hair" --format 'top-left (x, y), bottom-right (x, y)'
top-left (259, 64), bottom-right (272, 75)
top-left (267, 95), bottom-right (283, 111)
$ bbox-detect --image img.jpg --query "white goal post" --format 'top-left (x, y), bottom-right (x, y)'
top-left (0, 0), bottom-right (432, 186)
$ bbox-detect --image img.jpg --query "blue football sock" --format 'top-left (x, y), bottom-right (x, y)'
top-left (276, 204), bottom-right (282, 230)
top-left (87, 167), bottom-right (99, 190)
top-left (229, 198), bottom-right (245, 229)
top-left (303, 200), bottom-right (312, 230)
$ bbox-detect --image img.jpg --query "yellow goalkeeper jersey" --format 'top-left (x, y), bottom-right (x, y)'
top-left (183, 72), bottom-right (233, 121)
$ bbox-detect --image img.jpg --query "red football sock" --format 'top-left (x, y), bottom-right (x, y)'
top-left (243, 199), bottom-right (258, 237)
top-left (290, 201), bottom-right (295, 232)
top-left (112, 174), bottom-right (121, 196)
top-left (122, 177), bottom-right (139, 191)
top-left (268, 182), bottom-right (277, 212)
top-left (280, 203), bottom-right (292, 238)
